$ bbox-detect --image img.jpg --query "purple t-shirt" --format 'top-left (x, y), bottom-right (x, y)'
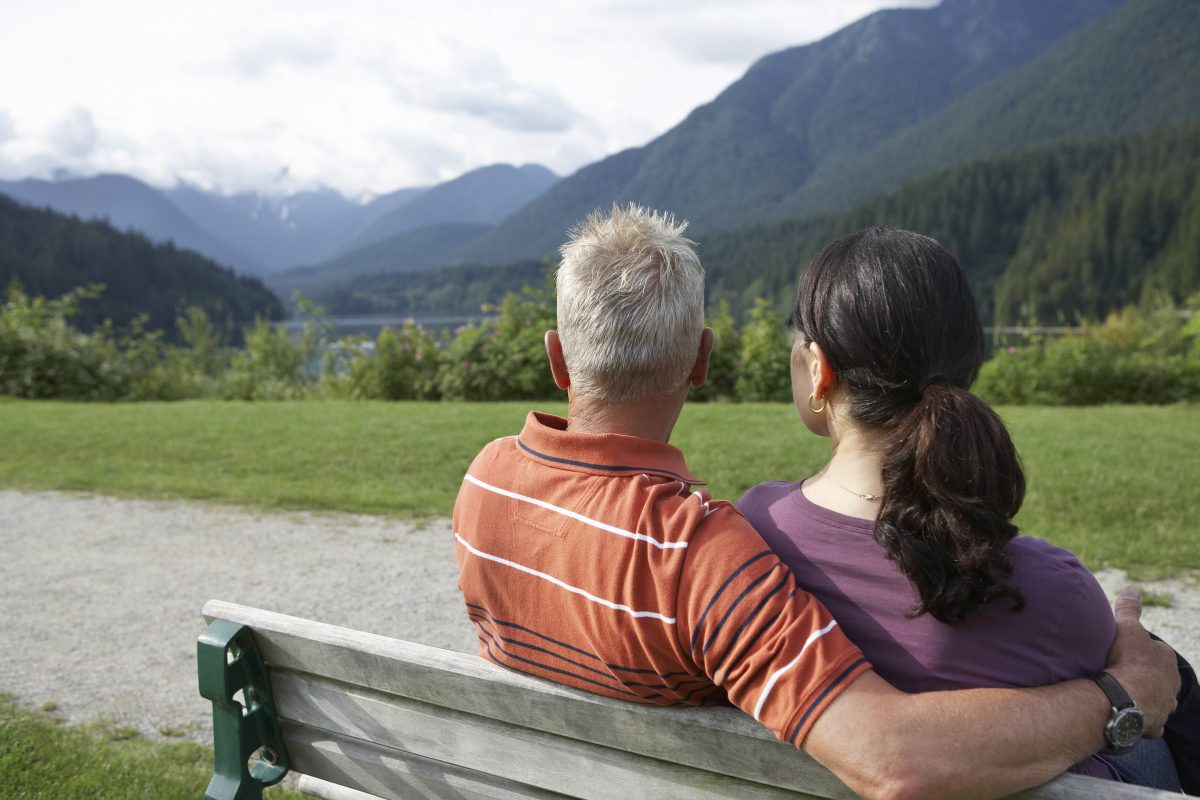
top-left (737, 479), bottom-right (1118, 779)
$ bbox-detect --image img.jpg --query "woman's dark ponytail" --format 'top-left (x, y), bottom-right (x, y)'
top-left (876, 383), bottom-right (1025, 623)
top-left (794, 227), bottom-right (1026, 624)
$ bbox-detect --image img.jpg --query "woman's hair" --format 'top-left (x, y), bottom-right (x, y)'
top-left (792, 227), bottom-right (1026, 624)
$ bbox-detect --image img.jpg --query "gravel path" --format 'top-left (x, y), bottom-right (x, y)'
top-left (0, 489), bottom-right (475, 743)
top-left (1, 489), bottom-right (1196, 745)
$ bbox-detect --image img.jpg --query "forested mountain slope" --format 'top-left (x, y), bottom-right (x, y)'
top-left (344, 164), bottom-right (556, 251)
top-left (789, 0), bottom-right (1200, 215)
top-left (701, 124), bottom-right (1200, 324)
top-left (457, 0), bottom-right (1124, 263)
top-left (0, 174), bottom-right (263, 274)
top-left (267, 222), bottom-right (493, 299)
top-left (0, 196), bottom-right (284, 340)
top-left (319, 125), bottom-right (1200, 326)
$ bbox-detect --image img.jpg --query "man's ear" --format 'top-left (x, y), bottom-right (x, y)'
top-left (689, 327), bottom-right (714, 388)
top-left (808, 341), bottom-right (836, 400)
top-left (545, 330), bottom-right (570, 390)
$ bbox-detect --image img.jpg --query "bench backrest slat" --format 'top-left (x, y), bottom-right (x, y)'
top-left (284, 722), bottom-right (573, 800)
top-left (273, 667), bottom-right (822, 800)
top-left (201, 600), bottom-right (1173, 800)
top-left (202, 600), bottom-right (854, 799)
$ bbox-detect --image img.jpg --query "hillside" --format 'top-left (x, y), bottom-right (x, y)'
top-left (0, 174), bottom-right (263, 273)
top-left (345, 164), bottom-right (556, 251)
top-left (1, 162), bottom-right (555, 278)
top-left (789, 0), bottom-right (1200, 215)
top-left (699, 124), bottom-right (1200, 324)
top-left (264, 164), bottom-right (558, 298)
top-left (267, 222), bottom-right (493, 300)
top-left (320, 125), bottom-right (1200, 326)
top-left (456, 0), bottom-right (1124, 263)
top-left (0, 196), bottom-right (284, 340)
top-left (314, 259), bottom-right (548, 317)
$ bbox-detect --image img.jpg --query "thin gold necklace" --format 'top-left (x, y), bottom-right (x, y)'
top-left (815, 469), bottom-right (881, 501)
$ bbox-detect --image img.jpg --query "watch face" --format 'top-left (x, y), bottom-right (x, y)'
top-left (1109, 708), bottom-right (1145, 749)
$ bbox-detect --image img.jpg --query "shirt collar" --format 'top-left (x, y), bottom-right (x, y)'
top-left (517, 411), bottom-right (705, 485)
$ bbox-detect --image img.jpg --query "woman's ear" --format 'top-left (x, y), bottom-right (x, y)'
top-left (809, 341), bottom-right (836, 401)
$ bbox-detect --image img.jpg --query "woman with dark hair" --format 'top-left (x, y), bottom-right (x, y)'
top-left (735, 227), bottom-right (1191, 789)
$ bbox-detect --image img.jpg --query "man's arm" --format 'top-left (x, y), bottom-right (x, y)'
top-left (803, 586), bottom-right (1180, 800)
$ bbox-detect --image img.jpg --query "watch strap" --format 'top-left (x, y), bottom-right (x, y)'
top-left (1091, 671), bottom-right (1135, 710)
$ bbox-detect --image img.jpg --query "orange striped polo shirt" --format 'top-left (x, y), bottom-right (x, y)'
top-left (452, 411), bottom-right (870, 746)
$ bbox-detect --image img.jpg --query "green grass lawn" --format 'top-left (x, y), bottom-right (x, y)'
top-left (0, 401), bottom-right (1196, 798)
top-left (0, 695), bottom-right (304, 800)
top-left (0, 399), bottom-right (1196, 575)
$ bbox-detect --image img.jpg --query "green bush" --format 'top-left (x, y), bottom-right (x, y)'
top-left (735, 298), bottom-right (792, 402)
top-left (976, 296), bottom-right (1200, 405)
top-left (437, 282), bottom-right (558, 401)
top-left (0, 284), bottom-right (133, 400)
top-left (222, 296), bottom-right (330, 401)
top-left (346, 322), bottom-right (442, 400)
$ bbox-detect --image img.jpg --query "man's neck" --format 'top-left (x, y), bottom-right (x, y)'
top-left (565, 388), bottom-right (688, 443)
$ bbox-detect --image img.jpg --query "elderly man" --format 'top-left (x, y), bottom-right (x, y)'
top-left (452, 204), bottom-right (1178, 800)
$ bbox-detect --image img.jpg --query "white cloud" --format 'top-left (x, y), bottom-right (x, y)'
top-left (399, 50), bottom-right (583, 134)
top-left (50, 107), bottom-right (99, 159)
top-left (0, 0), bottom-right (942, 195)
top-left (430, 83), bottom-right (581, 134)
top-left (233, 36), bottom-right (334, 78)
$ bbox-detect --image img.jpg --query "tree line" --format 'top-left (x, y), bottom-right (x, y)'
top-left (3, 281), bottom-right (1197, 405)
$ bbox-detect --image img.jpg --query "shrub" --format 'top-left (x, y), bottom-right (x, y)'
top-left (0, 284), bottom-right (132, 400)
top-left (734, 298), bottom-right (792, 402)
top-left (976, 295), bottom-right (1200, 405)
top-left (437, 281), bottom-right (557, 401)
top-left (222, 296), bottom-right (330, 401)
top-left (344, 322), bottom-right (442, 400)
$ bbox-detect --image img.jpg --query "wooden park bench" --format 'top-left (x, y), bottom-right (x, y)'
top-left (197, 599), bottom-right (1175, 800)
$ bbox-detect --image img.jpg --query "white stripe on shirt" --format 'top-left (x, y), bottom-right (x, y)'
top-left (462, 473), bottom-right (688, 550)
top-left (753, 619), bottom-right (840, 721)
top-left (454, 532), bottom-right (677, 624)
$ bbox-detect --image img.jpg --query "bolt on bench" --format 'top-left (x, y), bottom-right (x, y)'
top-left (197, 599), bottom-right (1177, 800)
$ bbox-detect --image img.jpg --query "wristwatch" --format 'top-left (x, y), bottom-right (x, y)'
top-left (1090, 671), bottom-right (1145, 752)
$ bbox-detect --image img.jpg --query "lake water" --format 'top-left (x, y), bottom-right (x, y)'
top-left (277, 313), bottom-right (489, 339)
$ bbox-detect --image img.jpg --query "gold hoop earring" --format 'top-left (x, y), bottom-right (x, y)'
top-left (808, 392), bottom-right (827, 414)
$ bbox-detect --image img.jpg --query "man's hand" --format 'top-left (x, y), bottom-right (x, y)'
top-left (1104, 585), bottom-right (1179, 737)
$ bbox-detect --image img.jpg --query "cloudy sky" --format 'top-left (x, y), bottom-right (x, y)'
top-left (1, 0), bottom-right (937, 197)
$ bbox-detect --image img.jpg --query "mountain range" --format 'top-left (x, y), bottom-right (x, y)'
top-left (277, 0), bottom-right (1200, 297)
top-left (458, 0), bottom-right (1135, 263)
top-left (0, 163), bottom-right (557, 277)
top-left (2, 0), bottom-right (1198, 324)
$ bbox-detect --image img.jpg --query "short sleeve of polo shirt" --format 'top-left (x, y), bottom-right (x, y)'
top-left (675, 504), bottom-right (871, 746)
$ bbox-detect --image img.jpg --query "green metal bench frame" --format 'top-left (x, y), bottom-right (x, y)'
top-left (198, 619), bottom-right (290, 800)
